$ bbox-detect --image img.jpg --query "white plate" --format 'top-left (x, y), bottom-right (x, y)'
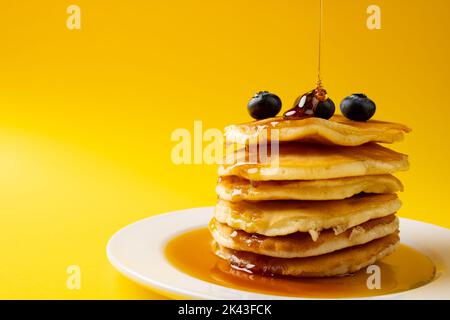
top-left (107, 207), bottom-right (450, 299)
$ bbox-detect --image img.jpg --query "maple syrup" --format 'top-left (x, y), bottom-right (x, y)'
top-left (165, 228), bottom-right (436, 299)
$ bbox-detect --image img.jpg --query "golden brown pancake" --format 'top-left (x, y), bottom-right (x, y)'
top-left (213, 232), bottom-right (400, 277)
top-left (214, 193), bottom-right (401, 237)
top-left (210, 215), bottom-right (399, 258)
top-left (216, 175), bottom-right (403, 201)
top-left (219, 142), bottom-right (409, 181)
top-left (225, 115), bottom-right (411, 146)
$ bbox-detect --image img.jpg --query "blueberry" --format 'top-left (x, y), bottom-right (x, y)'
top-left (247, 91), bottom-right (282, 120)
top-left (340, 94), bottom-right (376, 121)
top-left (314, 98), bottom-right (335, 120)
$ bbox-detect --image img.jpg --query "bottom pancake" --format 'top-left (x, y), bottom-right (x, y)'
top-left (213, 232), bottom-right (399, 277)
top-left (210, 215), bottom-right (398, 258)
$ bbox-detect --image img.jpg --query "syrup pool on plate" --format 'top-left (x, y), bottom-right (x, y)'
top-left (164, 228), bottom-right (436, 299)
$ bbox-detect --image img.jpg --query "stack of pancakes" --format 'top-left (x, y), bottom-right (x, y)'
top-left (210, 115), bottom-right (410, 277)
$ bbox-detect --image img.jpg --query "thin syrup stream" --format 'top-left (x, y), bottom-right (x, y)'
top-left (317, 0), bottom-right (323, 88)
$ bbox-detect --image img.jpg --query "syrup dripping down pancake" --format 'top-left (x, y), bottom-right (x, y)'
top-left (213, 232), bottom-right (400, 277)
top-left (225, 115), bottom-right (411, 146)
top-left (210, 215), bottom-right (399, 258)
top-left (216, 174), bottom-right (403, 201)
top-left (219, 142), bottom-right (409, 181)
top-left (214, 193), bottom-right (401, 237)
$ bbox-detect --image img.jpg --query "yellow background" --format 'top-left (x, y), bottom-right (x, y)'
top-left (1, 0), bottom-right (449, 299)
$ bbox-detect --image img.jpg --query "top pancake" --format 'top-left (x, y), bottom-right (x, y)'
top-left (225, 115), bottom-right (411, 146)
top-left (219, 142), bottom-right (409, 181)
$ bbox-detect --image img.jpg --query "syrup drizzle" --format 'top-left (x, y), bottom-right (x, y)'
top-left (317, 0), bottom-right (323, 88)
top-left (283, 0), bottom-right (330, 119)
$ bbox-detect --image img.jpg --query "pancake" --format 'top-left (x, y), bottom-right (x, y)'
top-left (210, 215), bottom-right (399, 258)
top-left (225, 115), bottom-right (411, 146)
top-left (213, 232), bottom-right (399, 277)
top-left (214, 193), bottom-right (401, 237)
top-left (216, 174), bottom-right (403, 201)
top-left (219, 142), bottom-right (409, 181)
